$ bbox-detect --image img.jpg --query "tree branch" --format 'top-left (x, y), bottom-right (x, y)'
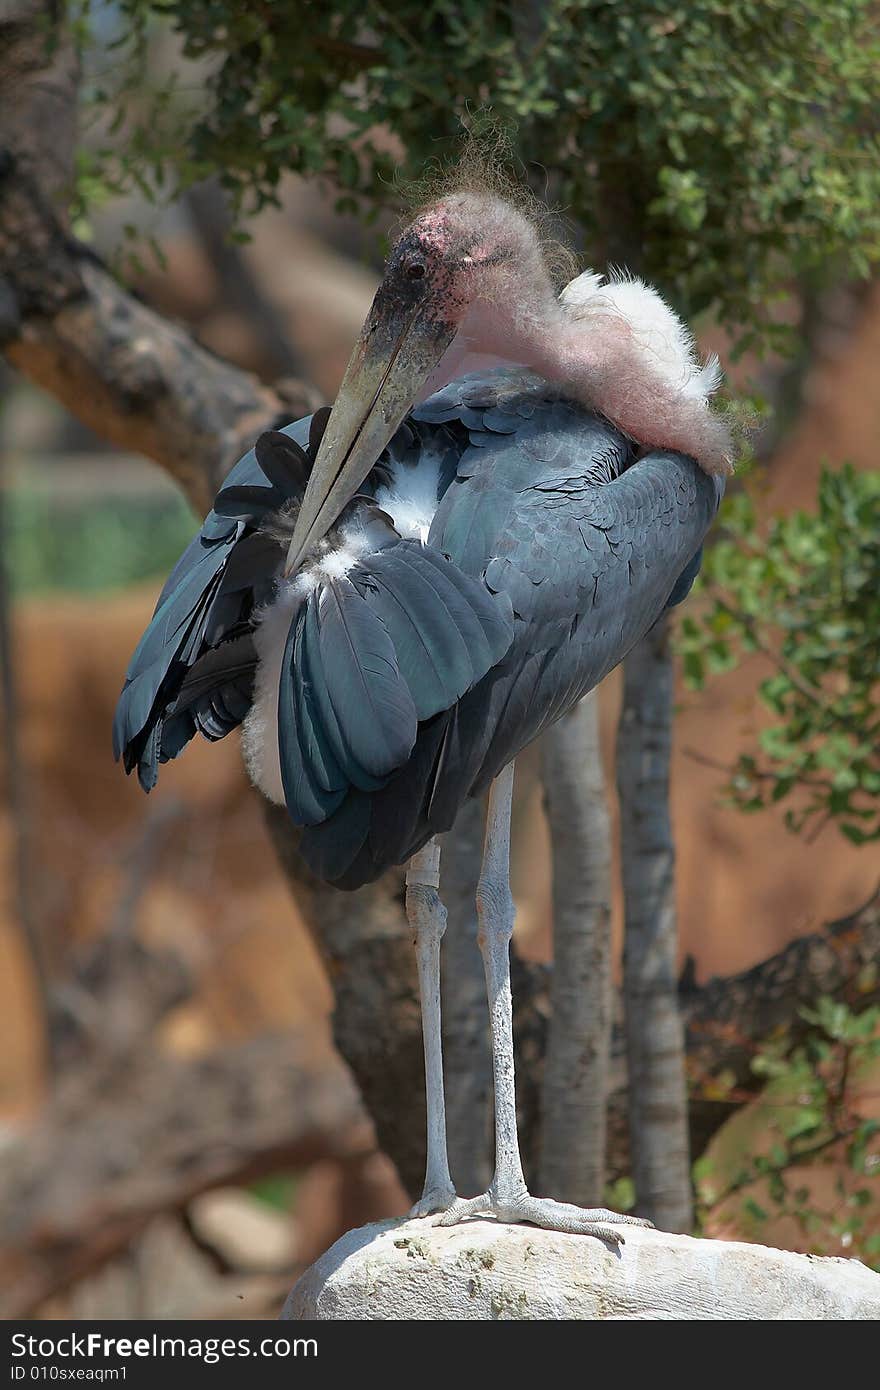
top-left (0, 1031), bottom-right (369, 1319)
top-left (680, 886), bottom-right (880, 1096)
top-left (0, 182), bottom-right (316, 512)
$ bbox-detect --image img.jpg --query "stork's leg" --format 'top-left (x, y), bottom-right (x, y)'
top-left (405, 838), bottom-right (457, 1217)
top-left (438, 761), bottom-right (652, 1244)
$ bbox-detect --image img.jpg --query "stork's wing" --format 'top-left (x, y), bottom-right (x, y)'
top-left (114, 406), bottom-right (514, 806)
top-left (278, 539), bottom-right (515, 826)
top-left (112, 419), bottom-right (318, 789)
top-left (299, 380), bottom-right (722, 887)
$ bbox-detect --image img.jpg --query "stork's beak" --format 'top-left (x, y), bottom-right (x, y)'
top-left (285, 289), bottom-right (458, 574)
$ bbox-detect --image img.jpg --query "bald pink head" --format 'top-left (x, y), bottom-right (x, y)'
top-left (387, 193), bottom-right (552, 331)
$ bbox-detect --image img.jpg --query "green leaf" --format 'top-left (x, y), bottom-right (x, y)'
top-left (744, 1198), bottom-right (769, 1224)
top-left (784, 1108), bottom-right (824, 1141)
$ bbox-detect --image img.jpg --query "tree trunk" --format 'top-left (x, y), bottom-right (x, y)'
top-left (439, 798), bottom-right (494, 1195)
top-left (538, 694), bottom-right (613, 1205)
top-left (261, 807), bottom-right (427, 1196)
top-left (616, 615), bottom-right (693, 1231)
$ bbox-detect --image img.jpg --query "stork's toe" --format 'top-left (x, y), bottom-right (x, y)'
top-left (436, 1189), bottom-right (652, 1244)
top-left (409, 1181), bottom-right (459, 1218)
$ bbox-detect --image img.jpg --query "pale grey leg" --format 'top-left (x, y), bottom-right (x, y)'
top-left (438, 761), bottom-right (652, 1243)
top-left (406, 838), bottom-right (457, 1216)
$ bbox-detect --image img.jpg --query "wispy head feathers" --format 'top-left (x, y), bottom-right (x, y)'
top-left (399, 122), bottom-right (578, 292)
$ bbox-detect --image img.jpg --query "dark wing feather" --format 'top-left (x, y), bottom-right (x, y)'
top-left (113, 415), bottom-right (315, 789)
top-left (279, 539), bottom-right (514, 826)
top-left (254, 430), bottom-right (310, 494)
top-left (317, 576), bottom-right (418, 780)
top-left (299, 595), bottom-right (387, 795)
top-left (280, 572), bottom-right (418, 825)
top-left (278, 609), bottom-right (347, 825)
top-left (162, 632), bottom-right (259, 751)
top-left (349, 540), bottom-right (513, 720)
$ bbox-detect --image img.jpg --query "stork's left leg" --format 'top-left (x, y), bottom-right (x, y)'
top-left (438, 761), bottom-right (651, 1243)
top-left (405, 838), bottom-right (458, 1217)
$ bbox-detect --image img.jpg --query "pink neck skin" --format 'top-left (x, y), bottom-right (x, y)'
top-left (418, 294), bottom-right (586, 402)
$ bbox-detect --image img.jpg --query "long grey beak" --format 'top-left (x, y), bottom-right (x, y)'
top-left (285, 292), bottom-right (457, 574)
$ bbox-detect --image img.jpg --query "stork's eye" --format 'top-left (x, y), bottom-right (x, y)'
top-left (405, 257), bottom-right (427, 281)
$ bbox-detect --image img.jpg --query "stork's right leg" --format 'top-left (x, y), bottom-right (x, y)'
top-left (406, 838), bottom-right (457, 1217)
top-left (438, 761), bottom-right (651, 1243)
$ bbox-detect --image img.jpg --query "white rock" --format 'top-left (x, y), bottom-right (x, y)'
top-left (282, 1217), bottom-right (880, 1320)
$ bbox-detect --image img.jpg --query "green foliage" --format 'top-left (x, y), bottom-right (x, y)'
top-left (679, 464), bottom-right (880, 843)
top-left (694, 999), bottom-right (880, 1267)
top-left (72, 0), bottom-right (880, 348)
top-left (248, 1173), bottom-right (300, 1212)
top-left (603, 1175), bottom-right (636, 1213)
top-left (7, 484), bottom-right (197, 595)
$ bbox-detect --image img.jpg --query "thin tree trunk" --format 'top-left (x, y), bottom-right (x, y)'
top-left (616, 615), bottom-right (693, 1231)
top-left (538, 693), bottom-right (612, 1206)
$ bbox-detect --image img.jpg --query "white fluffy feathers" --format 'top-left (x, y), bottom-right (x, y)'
top-left (560, 269), bottom-right (722, 405)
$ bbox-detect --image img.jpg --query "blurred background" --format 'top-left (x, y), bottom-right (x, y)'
top-left (1, 1), bottom-right (878, 1318)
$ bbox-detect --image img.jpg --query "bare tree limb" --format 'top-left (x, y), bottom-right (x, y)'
top-left (0, 1), bottom-right (79, 215)
top-left (681, 885), bottom-right (880, 1094)
top-left (609, 887), bottom-right (880, 1179)
top-left (0, 1031), bottom-right (369, 1319)
top-left (0, 218), bottom-right (316, 512)
top-left (2, 885), bottom-right (875, 1316)
top-left (0, 6), bottom-right (316, 513)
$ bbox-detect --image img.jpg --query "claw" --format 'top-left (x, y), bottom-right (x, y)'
top-left (409, 1183), bottom-right (459, 1219)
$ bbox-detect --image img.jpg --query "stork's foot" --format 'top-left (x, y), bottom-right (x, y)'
top-left (435, 1189), bottom-right (653, 1245)
top-left (409, 1180), bottom-right (458, 1218)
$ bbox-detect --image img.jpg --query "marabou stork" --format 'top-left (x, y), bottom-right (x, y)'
top-left (114, 185), bottom-right (732, 1241)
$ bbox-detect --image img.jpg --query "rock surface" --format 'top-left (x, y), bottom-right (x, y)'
top-left (282, 1216), bottom-right (880, 1320)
